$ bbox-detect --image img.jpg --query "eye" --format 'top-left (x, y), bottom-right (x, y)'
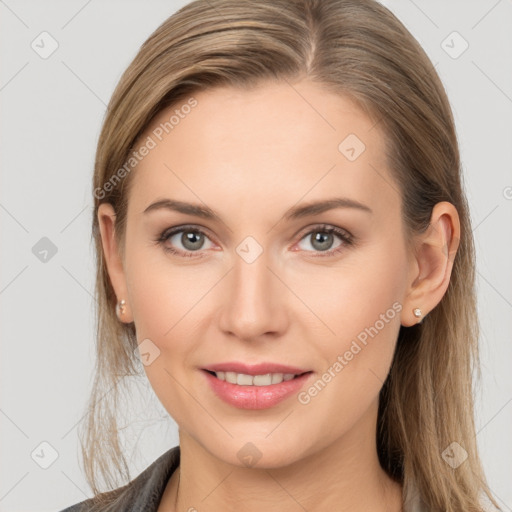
top-left (155, 223), bottom-right (354, 259)
top-left (156, 225), bottom-right (215, 258)
top-left (295, 224), bottom-right (354, 256)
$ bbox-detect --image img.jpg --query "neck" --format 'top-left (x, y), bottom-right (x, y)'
top-left (160, 401), bottom-right (403, 512)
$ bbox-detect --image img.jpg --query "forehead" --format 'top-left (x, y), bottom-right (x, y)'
top-left (128, 80), bottom-right (396, 218)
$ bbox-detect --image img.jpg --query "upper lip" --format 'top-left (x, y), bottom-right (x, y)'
top-left (202, 362), bottom-right (311, 376)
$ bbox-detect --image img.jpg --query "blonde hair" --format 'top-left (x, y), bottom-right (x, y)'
top-left (82, 0), bottom-right (500, 510)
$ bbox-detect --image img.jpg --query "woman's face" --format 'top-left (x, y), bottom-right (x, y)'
top-left (100, 79), bottom-right (418, 468)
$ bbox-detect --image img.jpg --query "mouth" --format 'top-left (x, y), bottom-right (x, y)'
top-left (201, 368), bottom-right (314, 410)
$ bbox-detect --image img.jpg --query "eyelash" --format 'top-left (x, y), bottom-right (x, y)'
top-left (155, 223), bottom-right (355, 259)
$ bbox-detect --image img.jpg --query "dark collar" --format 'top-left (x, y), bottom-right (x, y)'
top-left (60, 445), bottom-right (180, 511)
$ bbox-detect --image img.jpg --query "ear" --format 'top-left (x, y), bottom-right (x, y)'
top-left (97, 203), bottom-right (134, 323)
top-left (401, 201), bottom-right (460, 327)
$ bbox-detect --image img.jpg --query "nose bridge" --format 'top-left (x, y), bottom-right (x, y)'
top-left (218, 240), bottom-right (287, 339)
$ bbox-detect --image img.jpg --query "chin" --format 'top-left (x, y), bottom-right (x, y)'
top-left (201, 434), bottom-right (311, 470)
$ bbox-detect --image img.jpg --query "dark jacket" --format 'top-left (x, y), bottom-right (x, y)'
top-left (60, 444), bottom-right (429, 511)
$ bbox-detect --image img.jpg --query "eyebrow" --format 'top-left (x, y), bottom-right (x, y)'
top-left (142, 197), bottom-right (373, 221)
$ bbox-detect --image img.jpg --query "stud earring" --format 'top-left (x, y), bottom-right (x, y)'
top-left (413, 307), bottom-right (422, 319)
top-left (116, 299), bottom-right (126, 319)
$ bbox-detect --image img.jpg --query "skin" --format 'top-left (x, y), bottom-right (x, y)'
top-left (98, 79), bottom-right (460, 512)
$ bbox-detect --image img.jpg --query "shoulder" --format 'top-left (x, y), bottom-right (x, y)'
top-left (59, 445), bottom-right (180, 512)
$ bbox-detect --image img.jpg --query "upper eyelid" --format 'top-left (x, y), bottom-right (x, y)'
top-left (296, 223), bottom-right (351, 238)
top-left (162, 224), bottom-right (218, 243)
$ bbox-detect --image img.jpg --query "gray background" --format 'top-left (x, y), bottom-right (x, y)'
top-left (1, 1), bottom-right (511, 511)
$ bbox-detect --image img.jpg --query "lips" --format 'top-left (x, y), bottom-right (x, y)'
top-left (201, 362), bottom-right (314, 409)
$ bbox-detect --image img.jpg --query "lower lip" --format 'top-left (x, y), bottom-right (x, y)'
top-left (202, 370), bottom-right (313, 410)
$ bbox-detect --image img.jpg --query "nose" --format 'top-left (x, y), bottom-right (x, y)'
top-left (218, 247), bottom-right (289, 341)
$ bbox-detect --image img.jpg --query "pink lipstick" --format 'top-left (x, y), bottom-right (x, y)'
top-left (201, 361), bottom-right (313, 410)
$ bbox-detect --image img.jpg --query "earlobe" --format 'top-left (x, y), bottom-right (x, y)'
top-left (401, 201), bottom-right (460, 327)
top-left (97, 203), bottom-right (134, 323)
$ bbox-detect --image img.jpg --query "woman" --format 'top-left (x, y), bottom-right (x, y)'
top-left (61, 0), bottom-right (500, 510)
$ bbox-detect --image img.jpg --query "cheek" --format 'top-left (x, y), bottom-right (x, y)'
top-left (126, 239), bottom-right (202, 333)
top-left (291, 241), bottom-right (406, 343)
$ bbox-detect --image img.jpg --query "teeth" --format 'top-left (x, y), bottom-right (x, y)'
top-left (214, 371), bottom-right (298, 386)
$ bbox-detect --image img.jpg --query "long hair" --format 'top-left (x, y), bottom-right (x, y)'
top-left (81, 1), bottom-right (499, 510)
